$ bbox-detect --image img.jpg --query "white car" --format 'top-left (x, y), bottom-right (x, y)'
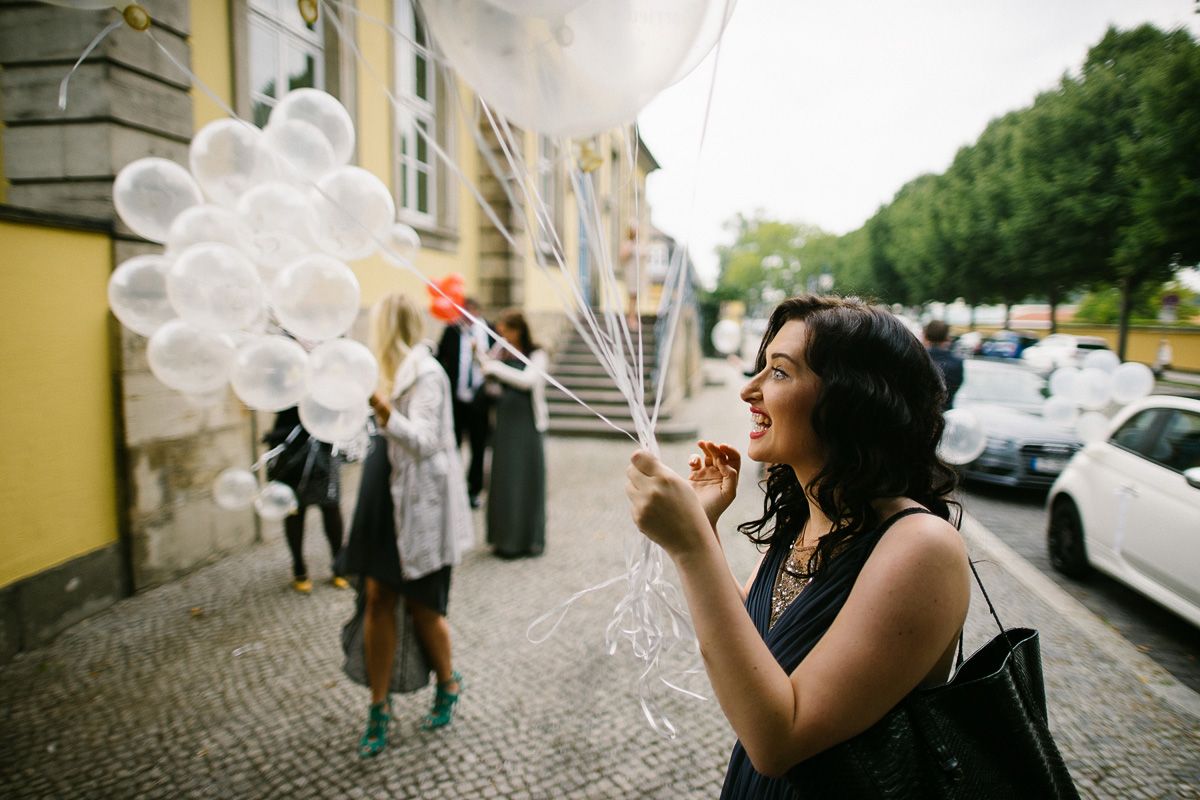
top-left (1021, 333), bottom-right (1112, 375)
top-left (1046, 395), bottom-right (1200, 627)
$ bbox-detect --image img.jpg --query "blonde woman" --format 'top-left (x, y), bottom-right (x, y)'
top-left (341, 292), bottom-right (473, 757)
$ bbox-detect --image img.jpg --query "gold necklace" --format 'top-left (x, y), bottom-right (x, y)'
top-left (770, 533), bottom-right (816, 629)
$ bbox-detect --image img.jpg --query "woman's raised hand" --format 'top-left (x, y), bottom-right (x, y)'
top-left (687, 440), bottom-right (741, 528)
top-left (626, 449), bottom-right (716, 559)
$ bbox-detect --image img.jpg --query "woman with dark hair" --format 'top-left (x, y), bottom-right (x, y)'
top-left (476, 309), bottom-right (547, 558)
top-left (626, 295), bottom-right (970, 797)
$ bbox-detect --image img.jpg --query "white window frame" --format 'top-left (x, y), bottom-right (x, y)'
top-left (393, 0), bottom-right (441, 230)
top-left (535, 135), bottom-right (565, 257)
top-left (244, 0), bottom-right (325, 128)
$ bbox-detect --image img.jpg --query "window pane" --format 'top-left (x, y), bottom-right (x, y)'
top-left (250, 23), bottom-right (279, 104)
top-left (252, 98), bottom-right (273, 128)
top-left (400, 162), bottom-right (409, 209)
top-left (1160, 411), bottom-right (1200, 471)
top-left (287, 46), bottom-right (318, 92)
top-left (417, 169), bottom-right (429, 213)
top-left (1112, 410), bottom-right (1162, 456)
top-left (415, 121), bottom-right (430, 165)
top-left (415, 52), bottom-right (428, 101)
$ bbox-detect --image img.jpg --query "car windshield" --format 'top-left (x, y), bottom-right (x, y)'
top-left (956, 362), bottom-right (1046, 406)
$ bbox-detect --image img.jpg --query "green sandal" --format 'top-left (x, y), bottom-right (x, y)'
top-left (421, 671), bottom-right (464, 730)
top-left (358, 700), bottom-right (390, 758)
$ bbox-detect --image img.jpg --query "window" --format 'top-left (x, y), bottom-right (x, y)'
top-left (394, 1), bottom-right (449, 231)
top-left (534, 136), bottom-right (564, 256)
top-left (1157, 410), bottom-right (1200, 472)
top-left (1111, 409), bottom-right (1164, 457)
top-left (245, 0), bottom-right (324, 128)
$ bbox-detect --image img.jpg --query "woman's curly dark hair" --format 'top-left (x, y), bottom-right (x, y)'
top-left (737, 295), bottom-right (959, 573)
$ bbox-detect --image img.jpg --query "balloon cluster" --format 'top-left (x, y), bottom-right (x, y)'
top-left (1042, 351), bottom-right (1155, 443)
top-left (106, 90), bottom-right (417, 516)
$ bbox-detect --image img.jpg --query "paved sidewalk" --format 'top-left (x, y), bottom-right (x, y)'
top-left (1, 362), bottom-right (1197, 799)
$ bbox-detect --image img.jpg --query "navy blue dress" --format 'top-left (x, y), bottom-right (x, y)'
top-left (720, 508), bottom-right (933, 799)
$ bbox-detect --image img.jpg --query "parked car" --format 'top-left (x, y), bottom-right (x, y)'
top-left (953, 359), bottom-right (1082, 488)
top-left (952, 330), bottom-right (983, 359)
top-left (979, 330), bottom-right (1039, 360)
top-left (1021, 333), bottom-right (1112, 375)
top-left (1046, 395), bottom-right (1200, 627)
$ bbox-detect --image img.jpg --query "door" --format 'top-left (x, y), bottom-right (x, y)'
top-left (1082, 409), bottom-right (1166, 566)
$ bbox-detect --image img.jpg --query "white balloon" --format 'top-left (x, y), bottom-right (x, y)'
top-left (484, 0), bottom-right (589, 16)
top-left (165, 204), bottom-right (252, 256)
top-left (1081, 349), bottom-right (1120, 373)
top-left (1042, 395), bottom-right (1079, 428)
top-left (182, 388), bottom-right (228, 409)
top-left (298, 393), bottom-right (369, 444)
top-left (668, 0), bottom-right (739, 84)
top-left (255, 481), bottom-right (299, 520)
top-left (939, 408), bottom-right (987, 465)
top-left (267, 89), bottom-right (355, 166)
top-left (1076, 367), bottom-right (1114, 411)
top-left (1048, 367), bottom-right (1081, 401)
top-left (108, 254), bottom-right (175, 336)
top-left (1110, 362), bottom-right (1155, 405)
top-left (113, 157), bottom-right (204, 243)
top-left (213, 467), bottom-right (259, 510)
top-left (229, 335), bottom-right (309, 411)
top-left (146, 319), bottom-right (235, 394)
top-left (262, 118), bottom-right (337, 185)
top-left (167, 243), bottom-right (264, 333)
top-left (307, 338), bottom-right (379, 410)
top-left (422, 0), bottom-right (715, 137)
top-left (710, 319), bottom-right (741, 355)
top-left (189, 119), bottom-right (280, 207)
top-left (311, 167), bottom-right (395, 261)
top-left (381, 223), bottom-right (422, 268)
top-left (236, 182), bottom-right (320, 280)
top-left (270, 254), bottom-right (361, 341)
top-left (1075, 411), bottom-right (1110, 444)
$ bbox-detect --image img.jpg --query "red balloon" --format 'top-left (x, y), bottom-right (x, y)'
top-left (431, 295), bottom-right (460, 323)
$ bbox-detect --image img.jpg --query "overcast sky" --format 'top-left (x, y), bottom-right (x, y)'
top-left (638, 0), bottom-right (1200, 286)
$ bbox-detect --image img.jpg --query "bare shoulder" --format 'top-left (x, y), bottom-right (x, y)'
top-left (871, 503), bottom-right (967, 571)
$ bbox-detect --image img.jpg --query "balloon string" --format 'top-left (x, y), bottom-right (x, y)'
top-left (58, 19), bottom-right (124, 111)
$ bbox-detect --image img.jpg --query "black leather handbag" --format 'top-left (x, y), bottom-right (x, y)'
top-left (787, 561), bottom-right (1081, 799)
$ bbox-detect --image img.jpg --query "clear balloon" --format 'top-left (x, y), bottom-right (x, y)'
top-left (213, 467), bottom-right (259, 510)
top-left (306, 338), bottom-right (379, 411)
top-left (710, 319), bottom-right (741, 355)
top-left (1081, 349), bottom-right (1120, 373)
top-left (938, 408), bottom-right (987, 465)
top-left (255, 481), bottom-right (299, 521)
top-left (1048, 367), bottom-right (1081, 402)
top-left (1110, 362), bottom-right (1155, 405)
top-left (1075, 411), bottom-right (1110, 444)
top-left (165, 204), bottom-right (252, 256)
top-left (311, 166), bottom-right (395, 261)
top-left (146, 319), bottom-right (235, 394)
top-left (188, 118), bottom-right (280, 207)
top-left (1042, 395), bottom-right (1079, 428)
top-left (235, 182), bottom-right (320, 281)
top-left (166, 243), bottom-right (264, 333)
top-left (108, 254), bottom-right (175, 337)
top-left (1076, 367), bottom-right (1114, 411)
top-left (382, 223), bottom-right (421, 268)
top-left (270, 254), bottom-right (361, 341)
top-left (262, 118), bottom-right (337, 185)
top-left (298, 393), bottom-right (369, 444)
top-left (484, 0), bottom-right (589, 15)
top-left (267, 88), bottom-right (355, 166)
top-left (668, 0), bottom-right (739, 84)
top-left (422, 0), bottom-right (714, 137)
top-left (229, 335), bottom-right (309, 412)
top-left (113, 157), bottom-right (205, 243)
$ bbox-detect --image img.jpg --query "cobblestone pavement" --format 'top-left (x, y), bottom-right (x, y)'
top-left (2, 362), bottom-right (1198, 799)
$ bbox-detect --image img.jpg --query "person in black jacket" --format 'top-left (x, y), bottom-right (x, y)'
top-left (922, 319), bottom-right (964, 411)
top-left (263, 407), bottom-right (348, 593)
top-left (435, 297), bottom-right (492, 508)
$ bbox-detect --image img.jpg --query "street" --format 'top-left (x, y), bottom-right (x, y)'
top-left (961, 481), bottom-right (1200, 695)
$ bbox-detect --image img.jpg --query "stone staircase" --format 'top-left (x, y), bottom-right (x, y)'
top-left (546, 319), bottom-right (698, 440)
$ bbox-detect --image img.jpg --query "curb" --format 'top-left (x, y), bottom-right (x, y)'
top-left (960, 512), bottom-right (1200, 722)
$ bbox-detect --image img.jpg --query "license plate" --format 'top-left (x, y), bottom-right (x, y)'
top-left (1031, 456), bottom-right (1068, 474)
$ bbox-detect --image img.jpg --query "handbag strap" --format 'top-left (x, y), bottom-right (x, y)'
top-left (956, 557), bottom-right (1007, 668)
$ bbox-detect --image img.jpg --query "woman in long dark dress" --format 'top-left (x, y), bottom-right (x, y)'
top-left (625, 295), bottom-right (971, 797)
top-left (477, 310), bottom-right (547, 558)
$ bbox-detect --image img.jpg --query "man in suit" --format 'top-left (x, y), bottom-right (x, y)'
top-left (436, 297), bottom-right (491, 508)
